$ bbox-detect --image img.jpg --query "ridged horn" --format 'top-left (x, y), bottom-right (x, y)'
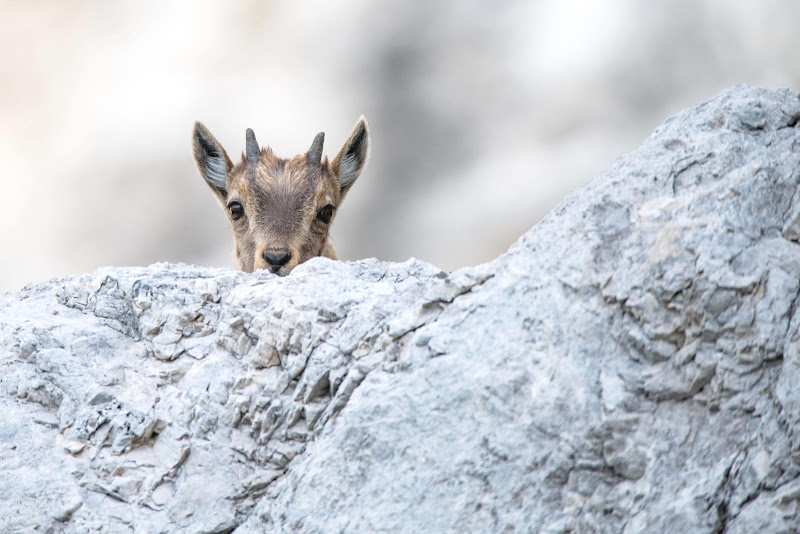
top-left (308, 132), bottom-right (325, 165)
top-left (246, 128), bottom-right (259, 164)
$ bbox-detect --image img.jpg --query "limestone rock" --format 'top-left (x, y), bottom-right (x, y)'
top-left (2, 85), bottom-right (800, 533)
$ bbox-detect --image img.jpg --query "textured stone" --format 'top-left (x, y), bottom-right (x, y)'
top-left (2, 85), bottom-right (800, 533)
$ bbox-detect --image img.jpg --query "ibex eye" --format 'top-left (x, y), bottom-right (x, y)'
top-left (317, 204), bottom-right (334, 224)
top-left (228, 201), bottom-right (244, 220)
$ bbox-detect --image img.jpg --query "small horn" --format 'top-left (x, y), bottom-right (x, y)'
top-left (308, 132), bottom-right (325, 165)
top-left (246, 128), bottom-right (259, 164)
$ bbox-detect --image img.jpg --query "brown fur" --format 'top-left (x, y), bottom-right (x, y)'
top-left (192, 118), bottom-right (369, 275)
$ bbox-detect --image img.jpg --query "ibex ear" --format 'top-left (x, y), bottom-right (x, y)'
top-left (331, 116), bottom-right (369, 200)
top-left (192, 121), bottom-right (233, 202)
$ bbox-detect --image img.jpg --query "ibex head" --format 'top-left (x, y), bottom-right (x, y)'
top-left (192, 117), bottom-right (369, 275)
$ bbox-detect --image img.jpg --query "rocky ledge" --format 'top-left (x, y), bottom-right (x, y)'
top-left (3, 85), bottom-right (800, 533)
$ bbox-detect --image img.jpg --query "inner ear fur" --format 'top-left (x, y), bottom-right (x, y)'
top-left (193, 121), bottom-right (233, 202)
top-left (331, 116), bottom-right (369, 200)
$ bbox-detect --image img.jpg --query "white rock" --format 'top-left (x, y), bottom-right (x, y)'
top-left (2, 85), bottom-right (800, 532)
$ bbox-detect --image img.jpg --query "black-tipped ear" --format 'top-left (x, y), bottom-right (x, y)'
top-left (192, 121), bottom-right (233, 202)
top-left (331, 116), bottom-right (369, 200)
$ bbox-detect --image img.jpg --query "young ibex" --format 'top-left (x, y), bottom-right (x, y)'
top-left (192, 118), bottom-right (369, 275)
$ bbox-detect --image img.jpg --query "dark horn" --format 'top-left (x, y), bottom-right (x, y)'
top-left (308, 132), bottom-right (325, 165)
top-left (246, 128), bottom-right (259, 164)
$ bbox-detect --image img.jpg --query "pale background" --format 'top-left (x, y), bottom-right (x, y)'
top-left (1, 0), bottom-right (798, 292)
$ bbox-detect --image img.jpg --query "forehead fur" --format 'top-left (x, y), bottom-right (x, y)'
top-left (228, 149), bottom-right (336, 195)
top-left (228, 148), bottom-right (340, 223)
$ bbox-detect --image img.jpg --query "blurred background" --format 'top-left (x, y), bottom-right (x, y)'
top-left (1, 0), bottom-right (799, 292)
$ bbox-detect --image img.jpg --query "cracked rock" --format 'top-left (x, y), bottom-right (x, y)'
top-left (2, 85), bottom-right (800, 533)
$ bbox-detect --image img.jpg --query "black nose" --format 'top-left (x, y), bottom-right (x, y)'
top-left (263, 249), bottom-right (292, 269)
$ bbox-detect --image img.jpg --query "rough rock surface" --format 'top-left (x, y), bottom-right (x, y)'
top-left (3, 85), bottom-right (800, 533)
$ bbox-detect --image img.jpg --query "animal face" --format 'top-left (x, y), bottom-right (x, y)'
top-left (192, 118), bottom-right (369, 275)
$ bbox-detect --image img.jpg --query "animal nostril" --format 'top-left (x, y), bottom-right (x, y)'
top-left (263, 250), bottom-right (292, 267)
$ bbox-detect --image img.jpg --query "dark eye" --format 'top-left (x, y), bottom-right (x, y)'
top-left (317, 204), bottom-right (335, 224)
top-left (228, 201), bottom-right (244, 220)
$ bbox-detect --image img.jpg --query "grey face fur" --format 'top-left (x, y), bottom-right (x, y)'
top-left (192, 117), bottom-right (369, 275)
